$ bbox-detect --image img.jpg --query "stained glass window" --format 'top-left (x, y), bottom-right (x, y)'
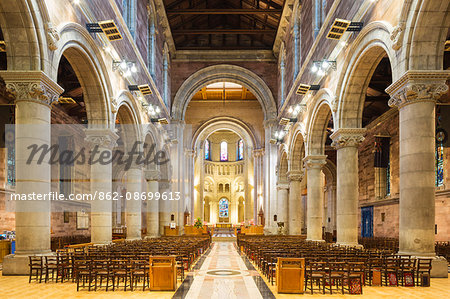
top-left (220, 141), bottom-right (228, 161)
top-left (204, 140), bottom-right (210, 160)
top-left (219, 198), bottom-right (229, 218)
top-left (436, 143), bottom-right (444, 187)
top-left (238, 139), bottom-right (244, 161)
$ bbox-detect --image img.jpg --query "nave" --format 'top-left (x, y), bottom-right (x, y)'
top-left (1, 238), bottom-right (450, 298)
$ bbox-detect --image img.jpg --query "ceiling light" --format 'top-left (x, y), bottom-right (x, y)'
top-left (155, 107), bottom-right (161, 113)
top-left (288, 106), bottom-right (293, 114)
top-left (124, 70), bottom-right (132, 77)
top-left (120, 60), bottom-right (127, 70)
top-left (311, 64), bottom-right (318, 73)
top-left (322, 60), bottom-right (330, 69)
top-left (104, 46), bottom-right (111, 53)
top-left (317, 69), bottom-right (325, 76)
top-left (73, 0), bottom-right (80, 5)
top-left (130, 64), bottom-right (137, 73)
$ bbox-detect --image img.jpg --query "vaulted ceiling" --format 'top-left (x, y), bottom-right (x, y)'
top-left (163, 0), bottom-right (286, 50)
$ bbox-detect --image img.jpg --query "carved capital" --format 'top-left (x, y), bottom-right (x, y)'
top-left (145, 170), bottom-right (160, 181)
top-left (386, 70), bottom-right (449, 109)
top-left (0, 71), bottom-right (64, 105)
top-left (276, 183), bottom-right (289, 191)
top-left (84, 128), bottom-right (119, 150)
top-left (287, 170), bottom-right (304, 182)
top-left (303, 155), bottom-right (327, 170)
top-left (330, 128), bottom-right (366, 150)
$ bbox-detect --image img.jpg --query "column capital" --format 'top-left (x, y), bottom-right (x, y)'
top-left (84, 128), bottom-right (119, 150)
top-left (0, 71), bottom-right (64, 106)
top-left (287, 170), bottom-right (304, 182)
top-left (303, 155), bottom-right (327, 170)
top-left (252, 148), bottom-right (265, 157)
top-left (330, 128), bottom-right (366, 149)
top-left (145, 170), bottom-right (160, 181)
top-left (386, 70), bottom-right (449, 109)
top-left (277, 183), bottom-right (289, 190)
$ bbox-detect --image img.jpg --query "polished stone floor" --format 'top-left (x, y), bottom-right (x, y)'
top-left (0, 242), bottom-right (449, 298)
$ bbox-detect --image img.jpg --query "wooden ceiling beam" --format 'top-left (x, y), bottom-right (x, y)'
top-left (166, 8), bottom-right (282, 14)
top-left (172, 29), bottom-right (276, 34)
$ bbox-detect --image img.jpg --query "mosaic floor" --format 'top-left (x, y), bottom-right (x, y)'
top-left (1, 243), bottom-right (449, 298)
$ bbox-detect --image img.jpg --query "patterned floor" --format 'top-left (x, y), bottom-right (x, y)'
top-left (212, 233), bottom-right (236, 238)
top-left (1, 244), bottom-right (449, 298)
top-left (173, 242), bottom-right (274, 299)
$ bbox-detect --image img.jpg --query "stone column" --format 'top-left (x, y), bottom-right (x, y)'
top-left (159, 181), bottom-right (172, 236)
top-left (386, 71), bottom-right (449, 256)
top-left (326, 184), bottom-right (337, 233)
top-left (85, 128), bottom-right (118, 244)
top-left (304, 156), bottom-right (327, 241)
top-left (253, 149), bottom-right (264, 224)
top-left (276, 183), bottom-right (289, 233)
top-left (145, 170), bottom-right (159, 237)
top-left (125, 164), bottom-right (142, 240)
top-left (287, 171), bottom-right (304, 235)
top-left (264, 120), bottom-right (278, 234)
top-left (1, 71), bottom-right (63, 274)
top-left (330, 128), bottom-right (365, 247)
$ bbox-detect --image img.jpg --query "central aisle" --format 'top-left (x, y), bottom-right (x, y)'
top-left (173, 242), bottom-right (275, 299)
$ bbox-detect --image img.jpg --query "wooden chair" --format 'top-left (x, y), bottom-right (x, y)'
top-left (305, 261), bottom-right (328, 294)
top-left (29, 256), bottom-right (45, 283)
top-left (112, 259), bottom-right (131, 291)
top-left (131, 260), bottom-right (149, 291)
top-left (75, 260), bottom-right (95, 291)
top-left (398, 257), bottom-right (416, 286)
top-left (45, 256), bottom-right (58, 283)
top-left (383, 256), bottom-right (399, 286)
top-left (94, 259), bottom-right (113, 291)
top-left (416, 258), bottom-right (432, 286)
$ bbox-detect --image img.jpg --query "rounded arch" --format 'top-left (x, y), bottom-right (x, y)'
top-left (306, 91), bottom-right (335, 156)
top-left (278, 151), bottom-right (289, 184)
top-left (172, 65), bottom-right (277, 121)
top-left (403, 0), bottom-right (450, 70)
top-left (289, 129), bottom-right (306, 172)
top-left (52, 23), bottom-right (113, 126)
top-left (0, 0), bottom-right (45, 71)
top-left (336, 21), bottom-right (398, 129)
top-left (322, 159), bottom-right (337, 187)
top-left (115, 92), bottom-right (143, 151)
top-left (192, 117), bottom-right (259, 152)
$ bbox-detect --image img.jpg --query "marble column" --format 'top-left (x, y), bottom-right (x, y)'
top-left (287, 171), bottom-right (304, 235)
top-left (304, 156), bottom-right (327, 241)
top-left (330, 129), bottom-right (365, 247)
top-left (2, 72), bottom-right (63, 265)
top-left (276, 183), bottom-right (289, 233)
top-left (145, 170), bottom-right (160, 237)
top-left (386, 71), bottom-right (449, 256)
top-left (85, 128), bottom-right (118, 244)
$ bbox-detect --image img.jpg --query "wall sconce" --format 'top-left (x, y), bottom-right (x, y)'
top-left (287, 104), bottom-right (306, 117)
top-left (113, 60), bottom-right (137, 77)
top-left (311, 59), bottom-right (336, 75)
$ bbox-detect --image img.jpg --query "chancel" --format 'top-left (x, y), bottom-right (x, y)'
top-left (0, 0), bottom-right (448, 298)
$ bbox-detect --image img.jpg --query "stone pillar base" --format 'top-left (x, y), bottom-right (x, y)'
top-left (144, 235), bottom-right (159, 239)
top-left (3, 253), bottom-right (53, 276)
top-left (431, 257), bottom-right (448, 278)
top-left (306, 239), bottom-right (325, 243)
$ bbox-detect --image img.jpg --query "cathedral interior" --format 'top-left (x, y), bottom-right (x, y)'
top-left (0, 0), bottom-right (449, 298)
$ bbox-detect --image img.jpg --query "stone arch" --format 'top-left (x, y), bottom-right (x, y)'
top-left (51, 23), bottom-right (113, 126)
top-left (192, 117), bottom-right (258, 152)
top-left (306, 90), bottom-right (335, 156)
top-left (278, 151), bottom-right (289, 184)
top-left (336, 21), bottom-right (397, 129)
top-left (401, 0), bottom-right (450, 70)
top-left (289, 129), bottom-right (306, 171)
top-left (172, 64), bottom-right (277, 121)
top-left (115, 91), bottom-right (143, 151)
top-left (0, 0), bottom-right (45, 70)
